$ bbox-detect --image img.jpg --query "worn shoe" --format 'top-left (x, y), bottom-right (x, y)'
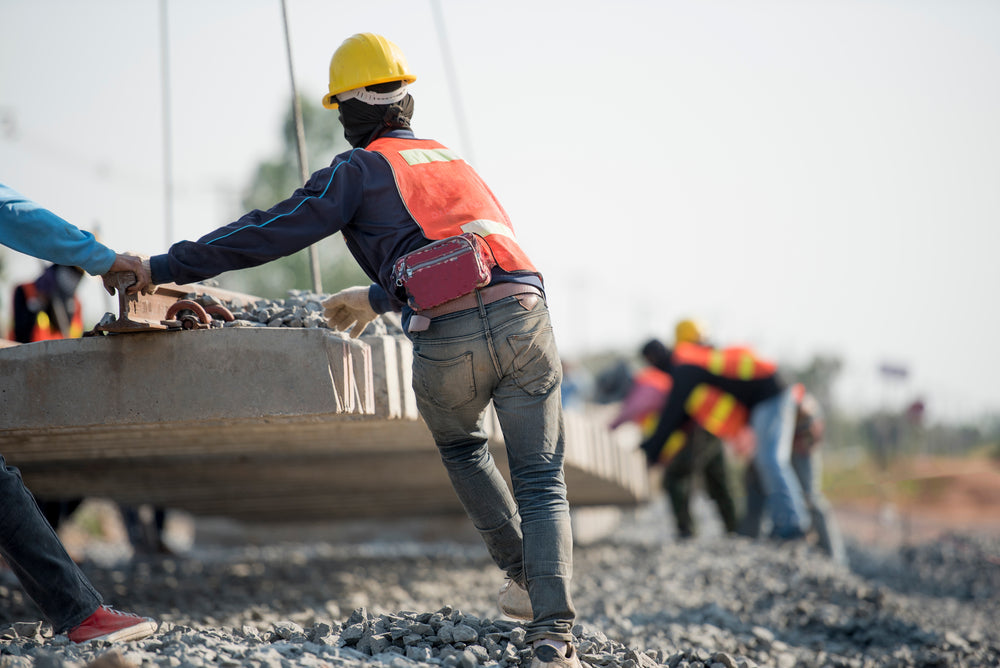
top-left (67, 606), bottom-right (158, 643)
top-left (530, 642), bottom-right (583, 668)
top-left (497, 578), bottom-right (533, 621)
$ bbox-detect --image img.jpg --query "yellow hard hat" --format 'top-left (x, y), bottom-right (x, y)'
top-left (322, 33), bottom-right (417, 109)
top-left (675, 318), bottom-right (709, 345)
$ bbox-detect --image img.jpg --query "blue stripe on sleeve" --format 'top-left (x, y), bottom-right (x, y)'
top-left (205, 148), bottom-right (361, 245)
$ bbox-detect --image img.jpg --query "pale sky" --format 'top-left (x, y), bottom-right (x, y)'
top-left (2, 0), bottom-right (998, 423)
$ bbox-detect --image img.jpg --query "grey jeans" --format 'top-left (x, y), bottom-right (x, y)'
top-left (740, 450), bottom-right (847, 564)
top-left (0, 454), bottom-right (101, 632)
top-left (407, 291), bottom-right (575, 643)
top-left (749, 389), bottom-right (810, 538)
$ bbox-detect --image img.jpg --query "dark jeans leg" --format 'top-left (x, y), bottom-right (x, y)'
top-left (737, 462), bottom-right (767, 538)
top-left (664, 444), bottom-right (695, 538)
top-left (0, 454), bottom-right (101, 632)
top-left (702, 442), bottom-right (739, 533)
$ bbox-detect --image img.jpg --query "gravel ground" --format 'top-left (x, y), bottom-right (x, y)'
top-left (1, 498), bottom-right (998, 668)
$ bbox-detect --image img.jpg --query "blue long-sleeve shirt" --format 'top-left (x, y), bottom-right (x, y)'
top-left (149, 129), bottom-right (541, 315)
top-left (0, 183), bottom-right (117, 275)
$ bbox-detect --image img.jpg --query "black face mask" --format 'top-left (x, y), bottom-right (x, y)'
top-left (338, 93), bottom-right (414, 148)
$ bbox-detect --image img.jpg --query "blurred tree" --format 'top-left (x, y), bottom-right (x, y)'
top-left (215, 95), bottom-right (368, 299)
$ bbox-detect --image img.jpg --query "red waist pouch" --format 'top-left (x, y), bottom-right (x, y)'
top-left (391, 233), bottom-right (497, 311)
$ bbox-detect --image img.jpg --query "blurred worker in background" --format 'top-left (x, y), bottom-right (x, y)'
top-left (9, 263), bottom-right (88, 531)
top-left (559, 360), bottom-right (594, 412)
top-left (127, 33), bottom-right (580, 668)
top-left (0, 182), bottom-right (157, 642)
top-left (120, 504), bottom-right (173, 558)
top-left (608, 360), bottom-right (672, 437)
top-left (11, 264), bottom-right (86, 344)
top-left (638, 333), bottom-right (811, 541)
top-left (740, 386), bottom-right (847, 564)
top-left (624, 323), bottom-right (739, 540)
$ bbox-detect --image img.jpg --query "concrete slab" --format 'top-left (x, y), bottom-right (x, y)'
top-left (0, 327), bottom-right (649, 521)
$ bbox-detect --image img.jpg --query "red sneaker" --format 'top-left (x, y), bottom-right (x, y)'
top-left (67, 606), bottom-right (158, 643)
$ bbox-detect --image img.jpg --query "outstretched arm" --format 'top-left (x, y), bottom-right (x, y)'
top-left (0, 183), bottom-right (117, 275)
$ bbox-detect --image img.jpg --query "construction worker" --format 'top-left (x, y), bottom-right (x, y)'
top-left (647, 321), bottom-right (739, 538)
top-left (11, 264), bottom-right (85, 341)
top-left (130, 33), bottom-right (580, 668)
top-left (608, 364), bottom-right (673, 437)
top-left (740, 385), bottom-right (847, 564)
top-left (0, 183), bottom-right (157, 642)
top-left (629, 328), bottom-right (739, 539)
top-left (638, 335), bottom-right (811, 540)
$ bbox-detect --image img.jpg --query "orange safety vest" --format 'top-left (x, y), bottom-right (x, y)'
top-left (368, 136), bottom-right (539, 275)
top-left (672, 342), bottom-right (777, 380)
top-left (670, 343), bottom-right (777, 440)
top-left (18, 282), bottom-right (84, 341)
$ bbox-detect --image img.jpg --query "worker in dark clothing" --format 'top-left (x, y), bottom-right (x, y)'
top-left (664, 321), bottom-right (739, 538)
top-left (611, 336), bottom-right (739, 539)
top-left (128, 33), bottom-right (580, 668)
top-left (11, 264), bottom-right (85, 343)
top-left (659, 426), bottom-right (740, 538)
top-left (639, 338), bottom-right (810, 540)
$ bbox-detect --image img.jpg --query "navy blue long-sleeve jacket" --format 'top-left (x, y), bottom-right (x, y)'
top-left (149, 129), bottom-right (541, 314)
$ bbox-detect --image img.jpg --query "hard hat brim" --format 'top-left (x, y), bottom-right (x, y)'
top-left (322, 74), bottom-right (416, 110)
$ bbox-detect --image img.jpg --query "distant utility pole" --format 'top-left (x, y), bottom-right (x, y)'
top-left (281, 0), bottom-right (323, 294)
top-left (430, 0), bottom-right (476, 165)
top-left (159, 0), bottom-right (175, 249)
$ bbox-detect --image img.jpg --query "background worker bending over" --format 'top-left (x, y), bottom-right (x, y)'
top-left (639, 333), bottom-right (811, 540)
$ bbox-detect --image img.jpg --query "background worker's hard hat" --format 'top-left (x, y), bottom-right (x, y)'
top-left (322, 33), bottom-right (416, 109)
top-left (675, 318), bottom-right (709, 345)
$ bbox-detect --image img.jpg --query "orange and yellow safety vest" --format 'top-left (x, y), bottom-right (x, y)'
top-left (369, 136), bottom-right (538, 275)
top-left (18, 282), bottom-right (84, 341)
top-left (672, 343), bottom-right (776, 440)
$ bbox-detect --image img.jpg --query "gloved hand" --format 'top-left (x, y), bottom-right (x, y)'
top-left (322, 286), bottom-right (377, 338)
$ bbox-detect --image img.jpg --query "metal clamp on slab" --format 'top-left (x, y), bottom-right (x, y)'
top-left (89, 273), bottom-right (253, 334)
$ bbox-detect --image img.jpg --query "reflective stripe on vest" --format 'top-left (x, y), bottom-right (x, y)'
top-left (669, 344), bottom-right (775, 436)
top-left (685, 383), bottom-right (748, 439)
top-left (368, 136), bottom-right (538, 274)
top-left (672, 342), bottom-right (777, 380)
top-left (655, 429), bottom-right (689, 465)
